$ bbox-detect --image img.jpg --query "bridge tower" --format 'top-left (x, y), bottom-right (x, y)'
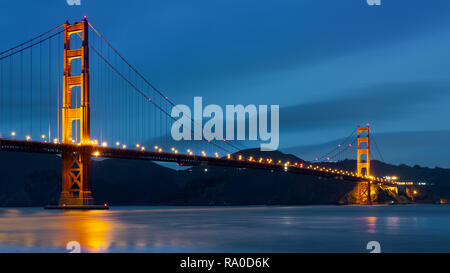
top-left (59, 19), bottom-right (93, 206)
top-left (357, 125), bottom-right (371, 204)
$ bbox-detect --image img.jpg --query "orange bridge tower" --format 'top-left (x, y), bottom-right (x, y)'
top-left (59, 18), bottom-right (93, 206)
top-left (357, 125), bottom-right (371, 204)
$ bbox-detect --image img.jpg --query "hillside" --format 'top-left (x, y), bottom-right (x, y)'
top-left (0, 149), bottom-right (448, 206)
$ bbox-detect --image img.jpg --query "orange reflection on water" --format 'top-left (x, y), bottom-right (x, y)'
top-left (361, 216), bottom-right (377, 234)
top-left (0, 209), bottom-right (116, 252)
top-left (387, 217), bottom-right (399, 230)
top-left (60, 210), bottom-right (112, 252)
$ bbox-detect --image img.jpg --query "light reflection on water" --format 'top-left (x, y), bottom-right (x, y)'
top-left (0, 205), bottom-right (449, 252)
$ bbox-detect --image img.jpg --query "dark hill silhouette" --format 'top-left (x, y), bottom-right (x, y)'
top-left (0, 149), bottom-right (448, 206)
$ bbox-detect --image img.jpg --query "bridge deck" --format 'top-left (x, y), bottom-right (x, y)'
top-left (0, 138), bottom-right (394, 185)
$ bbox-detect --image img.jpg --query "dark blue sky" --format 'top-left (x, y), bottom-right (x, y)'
top-left (1, 0), bottom-right (450, 167)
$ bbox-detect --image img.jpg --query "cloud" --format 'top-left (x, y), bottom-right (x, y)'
top-left (283, 130), bottom-right (450, 168)
top-left (280, 81), bottom-right (450, 131)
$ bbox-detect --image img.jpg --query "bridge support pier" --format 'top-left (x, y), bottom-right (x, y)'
top-left (357, 181), bottom-right (372, 205)
top-left (59, 147), bottom-right (93, 206)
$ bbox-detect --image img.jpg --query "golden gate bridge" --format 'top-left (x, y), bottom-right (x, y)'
top-left (0, 18), bottom-right (413, 208)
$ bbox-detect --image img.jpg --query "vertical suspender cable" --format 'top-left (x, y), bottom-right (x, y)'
top-left (40, 42), bottom-right (42, 134)
top-left (57, 34), bottom-right (61, 142)
top-left (49, 37), bottom-right (52, 142)
top-left (20, 51), bottom-right (23, 137)
top-left (30, 48), bottom-right (33, 137)
top-left (0, 60), bottom-right (2, 136)
top-left (9, 56), bottom-right (13, 133)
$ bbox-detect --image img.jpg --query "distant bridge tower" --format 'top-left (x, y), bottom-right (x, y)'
top-left (59, 18), bottom-right (93, 206)
top-left (357, 125), bottom-right (371, 204)
top-left (357, 126), bottom-right (370, 176)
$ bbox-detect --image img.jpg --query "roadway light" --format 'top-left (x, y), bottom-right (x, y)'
top-left (215, 152), bottom-right (219, 158)
top-left (202, 151), bottom-right (206, 157)
top-left (141, 146), bottom-right (145, 151)
top-left (41, 134), bottom-right (46, 139)
top-left (136, 144), bottom-right (140, 148)
top-left (53, 138), bottom-right (58, 144)
top-left (102, 142), bottom-right (107, 147)
top-left (26, 136), bottom-right (31, 141)
top-left (122, 144), bottom-right (126, 149)
top-left (92, 151), bottom-right (100, 157)
top-left (116, 141), bottom-right (120, 146)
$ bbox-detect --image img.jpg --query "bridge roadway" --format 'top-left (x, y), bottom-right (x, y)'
top-left (0, 138), bottom-right (392, 185)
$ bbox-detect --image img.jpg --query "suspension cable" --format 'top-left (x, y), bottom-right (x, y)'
top-left (371, 128), bottom-right (385, 162)
top-left (316, 129), bottom-right (356, 161)
top-left (85, 38), bottom-right (233, 154)
top-left (88, 21), bottom-right (241, 152)
top-left (0, 24), bottom-right (64, 57)
top-left (0, 30), bottom-right (64, 61)
top-left (328, 138), bottom-right (357, 161)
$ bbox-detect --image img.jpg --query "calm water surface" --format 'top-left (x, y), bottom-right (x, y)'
top-left (0, 205), bottom-right (449, 253)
